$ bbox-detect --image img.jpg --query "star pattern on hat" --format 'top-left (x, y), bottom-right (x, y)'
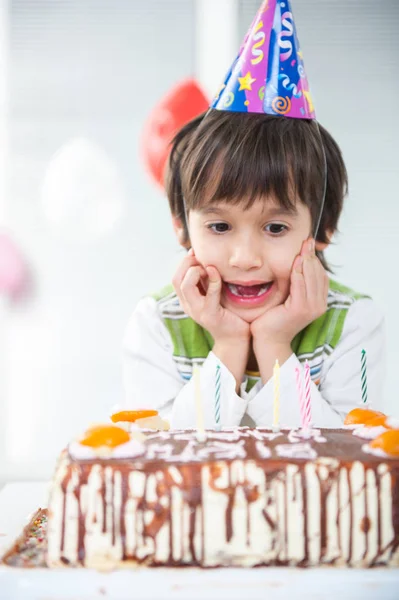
top-left (238, 71), bottom-right (256, 91)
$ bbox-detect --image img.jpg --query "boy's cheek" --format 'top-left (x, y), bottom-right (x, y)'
top-left (191, 246), bottom-right (222, 273)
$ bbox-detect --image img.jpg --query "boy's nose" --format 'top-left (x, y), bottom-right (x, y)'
top-left (229, 242), bottom-right (263, 270)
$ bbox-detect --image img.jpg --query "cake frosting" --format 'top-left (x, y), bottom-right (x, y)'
top-left (46, 427), bottom-right (399, 569)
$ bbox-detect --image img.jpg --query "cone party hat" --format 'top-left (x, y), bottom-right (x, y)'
top-left (211, 0), bottom-right (315, 119)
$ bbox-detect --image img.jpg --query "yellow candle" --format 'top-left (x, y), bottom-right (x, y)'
top-left (193, 365), bottom-right (206, 442)
top-left (273, 359), bottom-right (280, 431)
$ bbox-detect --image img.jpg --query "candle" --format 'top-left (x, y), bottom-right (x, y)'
top-left (295, 366), bottom-right (307, 432)
top-left (215, 364), bottom-right (221, 430)
top-left (273, 359), bottom-right (280, 431)
top-left (361, 349), bottom-right (368, 405)
top-left (304, 360), bottom-right (312, 429)
top-left (193, 365), bottom-right (206, 442)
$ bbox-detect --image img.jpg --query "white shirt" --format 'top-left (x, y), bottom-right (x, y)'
top-left (123, 296), bottom-right (385, 429)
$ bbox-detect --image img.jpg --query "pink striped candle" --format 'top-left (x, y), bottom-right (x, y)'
top-left (303, 361), bottom-right (312, 429)
top-left (295, 367), bottom-right (307, 429)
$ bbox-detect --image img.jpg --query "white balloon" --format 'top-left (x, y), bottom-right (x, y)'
top-left (40, 137), bottom-right (125, 242)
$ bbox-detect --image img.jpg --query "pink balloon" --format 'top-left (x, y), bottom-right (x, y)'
top-left (0, 232), bottom-right (30, 300)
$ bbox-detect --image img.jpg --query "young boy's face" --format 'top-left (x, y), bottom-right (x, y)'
top-left (188, 197), bottom-right (313, 324)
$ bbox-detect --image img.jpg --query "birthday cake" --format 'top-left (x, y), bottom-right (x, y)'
top-left (46, 410), bottom-right (399, 569)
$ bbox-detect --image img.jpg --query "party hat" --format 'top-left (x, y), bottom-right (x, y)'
top-left (211, 0), bottom-right (315, 119)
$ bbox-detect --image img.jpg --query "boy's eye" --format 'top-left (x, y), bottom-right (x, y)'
top-left (208, 222), bottom-right (230, 234)
top-left (265, 223), bottom-right (287, 235)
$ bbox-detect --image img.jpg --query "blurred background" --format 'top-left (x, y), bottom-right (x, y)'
top-left (0, 0), bottom-right (398, 483)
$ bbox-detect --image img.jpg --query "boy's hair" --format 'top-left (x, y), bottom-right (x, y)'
top-left (165, 112), bottom-right (206, 226)
top-left (167, 110), bottom-right (348, 272)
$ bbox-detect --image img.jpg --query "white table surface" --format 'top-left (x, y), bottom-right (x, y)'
top-left (0, 482), bottom-right (398, 600)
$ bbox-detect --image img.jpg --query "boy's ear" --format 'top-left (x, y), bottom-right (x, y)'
top-left (172, 216), bottom-right (190, 249)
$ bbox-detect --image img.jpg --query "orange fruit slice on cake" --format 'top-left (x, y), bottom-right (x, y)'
top-left (365, 414), bottom-right (392, 429)
top-left (79, 425), bottom-right (130, 448)
top-left (369, 430), bottom-right (399, 457)
top-left (111, 410), bottom-right (158, 423)
top-left (344, 408), bottom-right (385, 426)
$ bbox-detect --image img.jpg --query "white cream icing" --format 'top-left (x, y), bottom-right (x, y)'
top-left (68, 438), bottom-right (146, 460)
top-left (255, 441), bottom-right (272, 458)
top-left (353, 425), bottom-right (387, 440)
top-left (253, 431), bottom-right (282, 441)
top-left (276, 443), bottom-right (318, 459)
top-left (146, 443), bottom-right (175, 461)
top-left (361, 443), bottom-right (389, 458)
top-left (197, 440), bottom-right (247, 461)
top-left (206, 431), bottom-right (242, 442)
top-left (288, 428), bottom-right (326, 444)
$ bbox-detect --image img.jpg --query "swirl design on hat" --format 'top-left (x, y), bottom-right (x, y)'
top-left (223, 92), bottom-right (235, 108)
top-left (272, 96), bottom-right (291, 114)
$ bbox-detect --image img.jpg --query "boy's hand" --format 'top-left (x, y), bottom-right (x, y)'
top-left (172, 249), bottom-right (250, 344)
top-left (251, 238), bottom-right (329, 346)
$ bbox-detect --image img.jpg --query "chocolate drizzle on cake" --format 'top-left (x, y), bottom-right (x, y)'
top-left (363, 471), bottom-right (370, 560)
top-left (47, 429), bottom-right (399, 569)
top-left (346, 467), bottom-right (354, 564)
top-left (120, 476), bottom-right (129, 559)
top-left (391, 473), bottom-right (399, 559)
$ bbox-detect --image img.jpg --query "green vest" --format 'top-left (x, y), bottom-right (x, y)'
top-left (152, 280), bottom-right (366, 392)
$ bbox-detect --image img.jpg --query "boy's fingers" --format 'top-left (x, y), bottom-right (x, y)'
top-left (181, 266), bottom-right (207, 313)
top-left (204, 266), bottom-right (222, 312)
top-left (313, 257), bottom-right (329, 305)
top-left (290, 255), bottom-right (307, 310)
top-left (301, 237), bottom-right (315, 258)
top-left (302, 254), bottom-right (319, 302)
top-left (302, 255), bottom-right (328, 316)
top-left (172, 253), bottom-right (200, 292)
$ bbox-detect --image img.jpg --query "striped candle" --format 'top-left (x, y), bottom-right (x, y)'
top-left (215, 364), bottom-right (221, 430)
top-left (295, 367), bottom-right (307, 430)
top-left (361, 349), bottom-right (368, 405)
top-left (272, 359), bottom-right (280, 431)
top-left (303, 360), bottom-right (312, 429)
top-left (193, 365), bottom-right (206, 442)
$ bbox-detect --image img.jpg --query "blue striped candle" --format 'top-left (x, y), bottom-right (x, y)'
top-left (361, 349), bottom-right (368, 405)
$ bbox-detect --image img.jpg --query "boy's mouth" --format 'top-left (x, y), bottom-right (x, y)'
top-left (223, 281), bottom-right (274, 306)
top-left (226, 282), bottom-right (271, 297)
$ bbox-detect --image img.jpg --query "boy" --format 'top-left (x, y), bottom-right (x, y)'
top-left (123, 1), bottom-right (384, 429)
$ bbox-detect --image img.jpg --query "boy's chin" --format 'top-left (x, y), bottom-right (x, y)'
top-left (225, 304), bottom-right (269, 324)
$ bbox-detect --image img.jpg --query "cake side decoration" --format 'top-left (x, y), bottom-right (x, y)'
top-left (110, 409), bottom-right (170, 432)
top-left (345, 408), bottom-right (399, 442)
top-left (344, 407), bottom-right (385, 429)
top-left (68, 424), bottom-right (146, 460)
top-left (365, 429), bottom-right (399, 458)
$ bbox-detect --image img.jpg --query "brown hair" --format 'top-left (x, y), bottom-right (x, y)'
top-left (165, 112), bottom-right (206, 222)
top-left (167, 110), bottom-right (348, 272)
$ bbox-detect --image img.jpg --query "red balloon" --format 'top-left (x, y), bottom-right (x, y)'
top-left (141, 78), bottom-right (209, 188)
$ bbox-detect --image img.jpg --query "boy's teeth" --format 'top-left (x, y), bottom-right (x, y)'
top-left (227, 283), bottom-right (270, 297)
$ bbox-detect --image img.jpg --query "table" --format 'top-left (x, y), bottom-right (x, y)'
top-left (0, 482), bottom-right (398, 600)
